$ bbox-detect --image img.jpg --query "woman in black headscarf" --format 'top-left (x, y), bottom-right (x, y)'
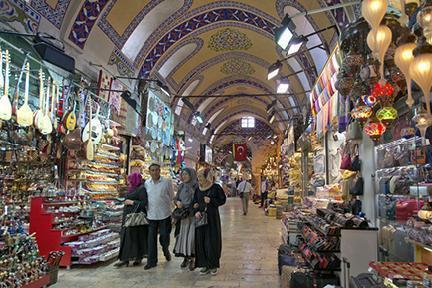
top-left (193, 168), bottom-right (227, 275)
top-left (173, 168), bottom-right (199, 270)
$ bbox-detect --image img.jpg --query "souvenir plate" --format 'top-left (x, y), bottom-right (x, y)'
top-left (151, 112), bottom-right (158, 126)
top-left (150, 141), bottom-right (158, 153)
top-left (158, 115), bottom-right (163, 128)
top-left (150, 127), bottom-right (157, 140)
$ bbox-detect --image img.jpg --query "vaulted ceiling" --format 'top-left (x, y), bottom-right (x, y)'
top-left (26, 0), bottom-right (356, 153)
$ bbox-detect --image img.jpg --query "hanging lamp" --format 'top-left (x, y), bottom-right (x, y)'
top-left (376, 106), bottom-right (398, 126)
top-left (362, 0), bottom-right (388, 30)
top-left (409, 53), bottom-right (432, 115)
top-left (367, 25), bottom-right (392, 83)
top-left (394, 43), bottom-right (417, 107)
top-left (412, 106), bottom-right (432, 143)
top-left (371, 81), bottom-right (395, 105)
top-left (351, 104), bottom-right (373, 124)
top-left (364, 117), bottom-right (387, 141)
top-left (361, 94), bottom-right (377, 107)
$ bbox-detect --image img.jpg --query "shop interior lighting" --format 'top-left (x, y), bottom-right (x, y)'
top-left (205, 123), bottom-right (211, 129)
top-left (270, 140), bottom-right (275, 145)
top-left (188, 138), bottom-right (193, 143)
top-left (286, 35), bottom-right (308, 56)
top-left (247, 136), bottom-right (253, 141)
top-left (156, 80), bottom-right (171, 97)
top-left (275, 15), bottom-right (296, 50)
top-left (276, 77), bottom-right (289, 94)
top-left (268, 111), bottom-right (276, 124)
top-left (193, 111), bottom-right (204, 124)
top-left (267, 60), bottom-right (282, 80)
top-left (266, 100), bottom-right (277, 114)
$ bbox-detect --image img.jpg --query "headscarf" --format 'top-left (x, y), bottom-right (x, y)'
top-left (176, 168), bottom-right (197, 206)
top-left (128, 172), bottom-right (143, 193)
top-left (197, 168), bottom-right (215, 191)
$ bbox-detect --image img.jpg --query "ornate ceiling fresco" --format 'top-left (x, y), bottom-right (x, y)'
top-left (22, 0), bottom-right (356, 168)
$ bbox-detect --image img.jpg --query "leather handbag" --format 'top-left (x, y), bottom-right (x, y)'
top-left (340, 144), bottom-right (352, 170)
top-left (350, 174), bottom-right (364, 196)
top-left (351, 144), bottom-right (361, 171)
top-left (124, 204), bottom-right (148, 227)
top-left (172, 207), bottom-right (189, 220)
top-left (346, 120), bottom-right (362, 141)
top-left (195, 210), bottom-right (208, 228)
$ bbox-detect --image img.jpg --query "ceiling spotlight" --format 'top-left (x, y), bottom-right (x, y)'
top-left (188, 138), bottom-right (193, 143)
top-left (273, 134), bottom-right (278, 139)
top-left (287, 35), bottom-right (308, 56)
top-left (267, 60), bottom-right (282, 80)
top-left (276, 77), bottom-right (289, 94)
top-left (270, 140), bottom-right (275, 145)
top-left (193, 112), bottom-right (204, 124)
top-left (266, 134), bottom-right (272, 139)
top-left (275, 15), bottom-right (296, 50)
top-left (268, 111), bottom-right (276, 124)
top-left (156, 80), bottom-right (170, 97)
top-left (205, 122), bottom-right (211, 129)
top-left (247, 136), bottom-right (253, 141)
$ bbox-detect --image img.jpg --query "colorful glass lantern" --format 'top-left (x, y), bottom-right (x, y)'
top-left (361, 94), bottom-right (377, 107)
top-left (364, 118), bottom-right (386, 141)
top-left (376, 106), bottom-right (398, 126)
top-left (351, 105), bottom-right (373, 123)
top-left (371, 81), bottom-right (395, 104)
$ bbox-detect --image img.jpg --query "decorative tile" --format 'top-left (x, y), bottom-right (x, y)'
top-left (220, 58), bottom-right (255, 75)
top-left (108, 48), bottom-right (135, 77)
top-left (98, 0), bottom-right (193, 49)
top-left (31, 0), bottom-right (71, 29)
top-left (208, 28), bottom-right (252, 52)
top-left (139, 7), bottom-right (277, 77)
top-left (68, 0), bottom-right (109, 49)
top-left (0, 0), bottom-right (40, 33)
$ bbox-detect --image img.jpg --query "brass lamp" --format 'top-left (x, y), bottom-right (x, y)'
top-left (362, 0), bottom-right (388, 30)
top-left (417, 0), bottom-right (432, 31)
top-left (394, 43), bottom-right (417, 107)
top-left (413, 106), bottom-right (432, 144)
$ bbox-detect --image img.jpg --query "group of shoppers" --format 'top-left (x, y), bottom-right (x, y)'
top-left (115, 163), bottom-right (227, 276)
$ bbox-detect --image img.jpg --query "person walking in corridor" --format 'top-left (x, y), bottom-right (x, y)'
top-left (237, 179), bottom-right (253, 216)
top-left (144, 162), bottom-right (174, 270)
top-left (194, 168), bottom-right (227, 275)
top-left (173, 168), bottom-right (199, 271)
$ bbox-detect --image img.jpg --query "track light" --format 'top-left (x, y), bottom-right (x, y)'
top-left (275, 15), bottom-right (296, 50)
top-left (193, 111), bottom-right (204, 124)
top-left (267, 60), bottom-right (282, 80)
top-left (156, 80), bottom-right (170, 97)
top-left (287, 35), bottom-right (308, 56)
top-left (205, 123), bottom-right (211, 129)
top-left (268, 111), bottom-right (276, 124)
top-left (276, 77), bottom-right (289, 94)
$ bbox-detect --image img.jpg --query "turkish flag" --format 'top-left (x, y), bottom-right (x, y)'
top-left (233, 144), bottom-right (248, 161)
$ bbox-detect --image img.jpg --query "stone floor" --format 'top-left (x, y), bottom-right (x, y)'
top-left (54, 198), bottom-right (281, 288)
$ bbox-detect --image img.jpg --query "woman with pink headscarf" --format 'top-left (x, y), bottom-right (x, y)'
top-left (114, 172), bottom-right (148, 268)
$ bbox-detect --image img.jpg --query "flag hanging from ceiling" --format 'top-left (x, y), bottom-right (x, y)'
top-left (233, 143), bottom-right (248, 161)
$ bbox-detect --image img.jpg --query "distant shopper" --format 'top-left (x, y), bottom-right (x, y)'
top-left (144, 162), bottom-right (174, 270)
top-left (260, 178), bottom-right (268, 208)
top-left (194, 168), bottom-right (227, 275)
top-left (115, 172), bottom-right (148, 268)
top-left (173, 168), bottom-right (199, 271)
top-left (237, 179), bottom-right (253, 215)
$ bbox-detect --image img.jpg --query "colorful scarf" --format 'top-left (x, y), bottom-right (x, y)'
top-left (128, 172), bottom-right (143, 193)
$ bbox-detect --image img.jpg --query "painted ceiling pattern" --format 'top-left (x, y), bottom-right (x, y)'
top-left (16, 0), bottom-right (353, 168)
top-left (208, 28), bottom-right (253, 52)
top-left (220, 58), bottom-right (255, 75)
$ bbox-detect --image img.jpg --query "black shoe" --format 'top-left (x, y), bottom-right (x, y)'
top-left (144, 264), bottom-right (156, 270)
top-left (164, 251), bottom-right (172, 262)
top-left (114, 261), bottom-right (129, 268)
top-left (180, 257), bottom-right (189, 268)
top-left (189, 258), bottom-right (195, 271)
top-left (133, 260), bottom-right (142, 266)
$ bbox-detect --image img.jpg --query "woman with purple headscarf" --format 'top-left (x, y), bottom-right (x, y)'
top-left (114, 172), bottom-right (148, 268)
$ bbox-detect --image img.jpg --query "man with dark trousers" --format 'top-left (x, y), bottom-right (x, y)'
top-left (144, 162), bottom-right (174, 270)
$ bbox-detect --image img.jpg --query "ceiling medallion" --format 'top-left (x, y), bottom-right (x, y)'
top-left (221, 59), bottom-right (255, 75)
top-left (208, 28), bottom-right (253, 52)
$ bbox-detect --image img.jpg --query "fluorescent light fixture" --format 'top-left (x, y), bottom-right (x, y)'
top-left (273, 134), bottom-right (278, 139)
top-left (271, 140), bottom-right (275, 145)
top-left (266, 134), bottom-right (272, 139)
top-left (268, 111), bottom-right (276, 124)
top-left (287, 36), bottom-right (307, 55)
top-left (188, 138), bottom-right (193, 143)
top-left (275, 15), bottom-right (295, 50)
top-left (266, 100), bottom-right (276, 114)
top-left (267, 60), bottom-right (282, 80)
top-left (247, 136), bottom-right (253, 141)
top-left (276, 77), bottom-right (289, 94)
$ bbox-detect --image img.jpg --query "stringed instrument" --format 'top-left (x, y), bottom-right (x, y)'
top-left (62, 90), bottom-right (77, 131)
top-left (34, 70), bottom-right (45, 130)
top-left (50, 81), bottom-right (57, 130)
top-left (16, 63), bottom-right (33, 127)
top-left (0, 48), bottom-right (4, 91)
top-left (84, 99), bottom-right (94, 160)
top-left (82, 102), bottom-right (103, 144)
top-left (41, 78), bottom-right (52, 135)
top-left (0, 50), bottom-right (12, 121)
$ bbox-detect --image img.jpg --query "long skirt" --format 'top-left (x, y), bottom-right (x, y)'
top-left (173, 216), bottom-right (195, 257)
top-left (118, 225), bottom-right (148, 262)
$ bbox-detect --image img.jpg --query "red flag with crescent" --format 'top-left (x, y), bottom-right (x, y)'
top-left (233, 143), bottom-right (248, 161)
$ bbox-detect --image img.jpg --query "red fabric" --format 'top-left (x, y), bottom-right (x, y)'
top-left (233, 144), bottom-right (248, 161)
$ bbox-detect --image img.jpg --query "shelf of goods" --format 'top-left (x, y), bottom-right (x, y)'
top-left (64, 228), bottom-right (120, 265)
top-left (0, 230), bottom-right (51, 287)
top-left (280, 207), bottom-right (378, 286)
top-left (369, 261), bottom-right (431, 288)
top-left (286, 153), bottom-right (302, 205)
top-left (130, 146), bottom-right (172, 180)
top-left (29, 196), bottom-right (109, 268)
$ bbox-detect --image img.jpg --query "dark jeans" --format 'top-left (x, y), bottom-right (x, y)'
top-left (147, 216), bottom-right (172, 266)
top-left (260, 192), bottom-right (268, 207)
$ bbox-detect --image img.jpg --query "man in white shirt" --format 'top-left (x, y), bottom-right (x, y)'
top-left (144, 162), bottom-right (174, 270)
top-left (237, 179), bottom-right (253, 216)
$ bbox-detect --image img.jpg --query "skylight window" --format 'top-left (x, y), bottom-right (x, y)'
top-left (241, 117), bottom-right (255, 128)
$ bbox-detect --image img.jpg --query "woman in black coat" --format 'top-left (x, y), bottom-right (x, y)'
top-left (114, 172), bottom-right (148, 267)
top-left (193, 168), bottom-right (227, 275)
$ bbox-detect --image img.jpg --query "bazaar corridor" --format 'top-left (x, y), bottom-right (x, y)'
top-left (55, 198), bottom-right (281, 288)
